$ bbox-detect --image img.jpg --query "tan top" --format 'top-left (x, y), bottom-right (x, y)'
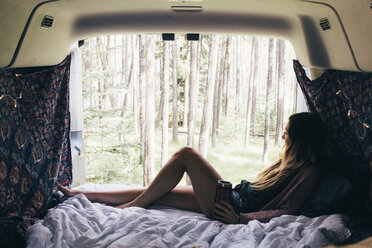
top-left (239, 166), bottom-right (323, 224)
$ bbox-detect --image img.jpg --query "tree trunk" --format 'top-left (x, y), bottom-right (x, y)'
top-left (187, 41), bottom-right (199, 147)
top-left (262, 38), bottom-right (275, 163)
top-left (183, 43), bottom-right (190, 129)
top-left (223, 36), bottom-right (231, 117)
top-left (275, 39), bottom-right (286, 146)
top-left (183, 75), bottom-right (189, 129)
top-left (121, 48), bottom-right (134, 117)
top-left (132, 35), bottom-right (139, 135)
top-left (122, 35), bottom-right (130, 110)
top-left (196, 37), bottom-right (202, 102)
top-left (212, 37), bottom-right (226, 147)
top-left (211, 77), bottom-right (219, 148)
top-left (118, 35), bottom-right (133, 143)
top-left (172, 40), bottom-right (179, 142)
top-left (235, 36), bottom-right (241, 138)
top-left (143, 35), bottom-right (156, 186)
top-left (118, 35), bottom-right (127, 142)
top-left (121, 35), bottom-right (128, 87)
top-left (198, 35), bottom-right (219, 158)
top-left (244, 37), bottom-right (256, 148)
top-left (155, 83), bottom-right (164, 128)
top-left (122, 36), bottom-right (134, 115)
top-left (138, 35), bottom-right (146, 164)
top-left (155, 44), bottom-right (161, 94)
top-left (250, 36), bottom-right (259, 135)
top-left (185, 40), bottom-right (199, 185)
top-left (156, 53), bottom-right (165, 128)
top-left (161, 41), bottom-right (170, 167)
top-left (96, 36), bottom-right (111, 126)
top-left (159, 55), bottom-right (164, 93)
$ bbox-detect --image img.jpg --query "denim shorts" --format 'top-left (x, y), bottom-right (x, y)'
top-left (230, 180), bottom-right (266, 214)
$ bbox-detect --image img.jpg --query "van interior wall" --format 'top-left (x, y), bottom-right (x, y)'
top-left (69, 43), bottom-right (86, 187)
top-left (1, 0), bottom-right (372, 72)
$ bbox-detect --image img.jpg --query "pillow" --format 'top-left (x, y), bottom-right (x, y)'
top-left (326, 152), bottom-right (369, 215)
top-left (301, 174), bottom-right (353, 217)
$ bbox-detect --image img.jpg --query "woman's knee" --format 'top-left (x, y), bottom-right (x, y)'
top-left (175, 146), bottom-right (197, 158)
top-left (172, 147), bottom-right (200, 169)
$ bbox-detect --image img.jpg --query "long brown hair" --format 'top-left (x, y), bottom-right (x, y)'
top-left (252, 112), bottom-right (328, 191)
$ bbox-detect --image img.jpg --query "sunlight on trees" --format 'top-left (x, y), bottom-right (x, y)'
top-left (81, 34), bottom-right (298, 186)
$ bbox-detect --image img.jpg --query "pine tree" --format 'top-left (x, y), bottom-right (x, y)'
top-left (161, 41), bottom-right (170, 166)
top-left (262, 38), bottom-right (275, 163)
top-left (172, 40), bottom-right (179, 142)
top-left (198, 35), bottom-right (219, 157)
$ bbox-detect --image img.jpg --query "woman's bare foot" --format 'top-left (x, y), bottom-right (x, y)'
top-left (58, 183), bottom-right (81, 197)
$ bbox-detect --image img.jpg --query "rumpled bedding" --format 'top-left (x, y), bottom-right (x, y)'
top-left (26, 188), bottom-right (351, 248)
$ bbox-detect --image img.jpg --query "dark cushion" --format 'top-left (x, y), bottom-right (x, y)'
top-left (326, 152), bottom-right (369, 216)
top-left (301, 173), bottom-right (353, 217)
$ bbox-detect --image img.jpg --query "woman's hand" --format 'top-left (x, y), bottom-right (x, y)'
top-left (212, 200), bottom-right (239, 224)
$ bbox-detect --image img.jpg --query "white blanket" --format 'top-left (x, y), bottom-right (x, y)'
top-left (26, 194), bottom-right (351, 248)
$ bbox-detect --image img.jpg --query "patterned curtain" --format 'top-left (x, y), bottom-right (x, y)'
top-left (0, 56), bottom-right (72, 246)
top-left (293, 60), bottom-right (372, 205)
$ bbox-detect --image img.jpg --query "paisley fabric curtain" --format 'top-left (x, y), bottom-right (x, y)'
top-left (293, 59), bottom-right (372, 206)
top-left (0, 55), bottom-right (72, 231)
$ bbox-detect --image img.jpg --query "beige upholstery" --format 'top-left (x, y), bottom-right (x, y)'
top-left (0, 0), bottom-right (371, 72)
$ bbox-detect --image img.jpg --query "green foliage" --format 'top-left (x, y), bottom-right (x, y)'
top-left (84, 108), bottom-right (143, 185)
top-left (85, 143), bottom-right (143, 185)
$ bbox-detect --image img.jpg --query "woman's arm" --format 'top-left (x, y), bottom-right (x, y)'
top-left (239, 209), bottom-right (290, 224)
top-left (239, 166), bottom-right (323, 224)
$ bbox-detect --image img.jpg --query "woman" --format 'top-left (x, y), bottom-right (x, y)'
top-left (59, 112), bottom-right (328, 224)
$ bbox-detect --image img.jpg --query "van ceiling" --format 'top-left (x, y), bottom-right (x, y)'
top-left (0, 0), bottom-right (371, 72)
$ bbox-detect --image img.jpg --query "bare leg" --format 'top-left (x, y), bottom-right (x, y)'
top-left (59, 184), bottom-right (200, 211)
top-left (154, 186), bottom-right (201, 212)
top-left (59, 147), bottom-right (222, 217)
top-left (118, 147), bottom-right (222, 217)
top-left (58, 185), bottom-right (144, 205)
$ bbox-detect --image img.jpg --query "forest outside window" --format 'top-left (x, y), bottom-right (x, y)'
top-left (73, 34), bottom-right (302, 188)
